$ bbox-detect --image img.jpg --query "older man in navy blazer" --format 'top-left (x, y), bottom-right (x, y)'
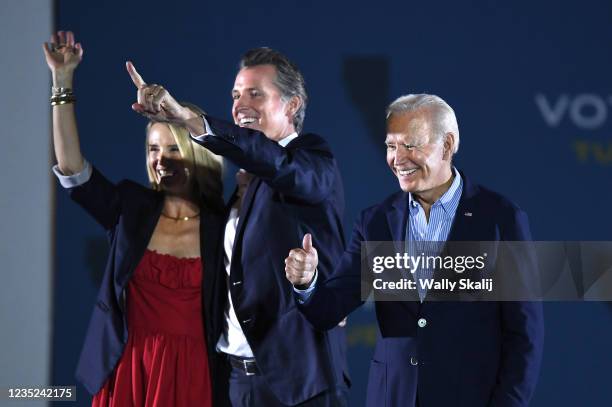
top-left (285, 94), bottom-right (544, 407)
top-left (129, 48), bottom-right (348, 406)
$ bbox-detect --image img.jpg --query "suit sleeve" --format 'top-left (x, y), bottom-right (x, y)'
top-left (66, 166), bottom-right (123, 231)
top-left (192, 116), bottom-right (337, 204)
top-left (489, 208), bottom-right (545, 407)
top-left (296, 214), bottom-right (370, 330)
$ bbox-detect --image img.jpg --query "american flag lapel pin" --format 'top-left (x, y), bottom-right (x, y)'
top-left (464, 212), bottom-right (473, 217)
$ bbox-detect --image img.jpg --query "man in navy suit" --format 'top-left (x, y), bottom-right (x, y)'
top-left (128, 48), bottom-right (348, 406)
top-left (285, 94), bottom-right (544, 406)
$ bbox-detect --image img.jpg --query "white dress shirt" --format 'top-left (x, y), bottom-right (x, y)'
top-left (193, 120), bottom-right (298, 357)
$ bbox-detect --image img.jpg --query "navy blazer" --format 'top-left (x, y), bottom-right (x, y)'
top-left (192, 116), bottom-right (348, 406)
top-left (298, 173), bottom-right (545, 407)
top-left (66, 168), bottom-right (226, 401)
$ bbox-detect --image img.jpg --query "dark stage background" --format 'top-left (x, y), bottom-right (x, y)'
top-left (53, 1), bottom-right (612, 405)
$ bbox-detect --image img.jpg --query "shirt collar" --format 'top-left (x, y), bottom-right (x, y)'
top-left (278, 132), bottom-right (298, 147)
top-left (408, 167), bottom-right (463, 217)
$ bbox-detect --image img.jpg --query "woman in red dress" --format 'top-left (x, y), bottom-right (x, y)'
top-left (44, 30), bottom-right (223, 406)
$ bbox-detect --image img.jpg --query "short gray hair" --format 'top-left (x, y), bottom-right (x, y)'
top-left (386, 94), bottom-right (460, 154)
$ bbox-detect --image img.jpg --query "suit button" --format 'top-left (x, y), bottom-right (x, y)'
top-left (410, 356), bottom-right (418, 366)
top-left (417, 318), bottom-right (427, 328)
top-left (232, 281), bottom-right (242, 286)
top-left (242, 318), bottom-right (251, 325)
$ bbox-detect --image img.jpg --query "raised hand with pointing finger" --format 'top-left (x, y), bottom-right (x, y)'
top-left (126, 61), bottom-right (196, 124)
top-left (47, 33), bottom-right (223, 405)
top-left (285, 233), bottom-right (318, 288)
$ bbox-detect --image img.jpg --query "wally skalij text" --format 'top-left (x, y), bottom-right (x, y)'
top-left (360, 241), bottom-right (538, 301)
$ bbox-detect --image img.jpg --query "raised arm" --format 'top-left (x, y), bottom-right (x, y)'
top-left (45, 31), bottom-right (125, 231)
top-left (43, 30), bottom-right (84, 175)
top-left (124, 65), bottom-right (339, 203)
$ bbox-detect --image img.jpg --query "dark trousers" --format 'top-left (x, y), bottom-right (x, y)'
top-left (226, 359), bottom-right (348, 407)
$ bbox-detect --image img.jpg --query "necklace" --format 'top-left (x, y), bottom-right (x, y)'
top-left (161, 211), bottom-right (200, 221)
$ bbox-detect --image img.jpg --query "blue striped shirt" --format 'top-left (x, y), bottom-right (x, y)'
top-left (406, 167), bottom-right (463, 300)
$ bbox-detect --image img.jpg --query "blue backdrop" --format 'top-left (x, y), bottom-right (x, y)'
top-left (53, 1), bottom-right (612, 405)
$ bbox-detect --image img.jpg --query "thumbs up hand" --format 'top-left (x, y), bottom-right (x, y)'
top-left (285, 234), bottom-right (319, 289)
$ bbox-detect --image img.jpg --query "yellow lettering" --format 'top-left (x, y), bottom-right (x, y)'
top-left (573, 139), bottom-right (612, 165)
top-left (592, 143), bottom-right (612, 164)
top-left (574, 140), bottom-right (590, 162)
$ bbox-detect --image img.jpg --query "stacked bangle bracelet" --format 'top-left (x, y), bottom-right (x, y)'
top-left (50, 87), bottom-right (76, 106)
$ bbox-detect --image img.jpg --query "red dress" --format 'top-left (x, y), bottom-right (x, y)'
top-left (92, 250), bottom-right (212, 407)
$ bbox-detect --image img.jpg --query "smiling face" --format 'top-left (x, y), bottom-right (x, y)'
top-left (385, 109), bottom-right (454, 202)
top-left (231, 64), bottom-right (297, 141)
top-left (147, 122), bottom-right (190, 195)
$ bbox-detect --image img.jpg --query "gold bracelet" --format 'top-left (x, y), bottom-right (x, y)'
top-left (50, 95), bottom-right (76, 106)
top-left (51, 99), bottom-right (75, 106)
top-left (50, 85), bottom-right (75, 106)
top-left (51, 93), bottom-right (74, 100)
top-left (50, 95), bottom-right (75, 101)
top-left (51, 86), bottom-right (73, 96)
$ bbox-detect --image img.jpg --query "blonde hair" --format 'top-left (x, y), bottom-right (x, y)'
top-left (145, 121), bottom-right (224, 211)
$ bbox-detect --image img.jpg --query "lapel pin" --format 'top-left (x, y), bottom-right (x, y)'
top-left (464, 212), bottom-right (473, 217)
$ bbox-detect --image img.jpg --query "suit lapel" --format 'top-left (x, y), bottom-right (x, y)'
top-left (200, 207), bottom-right (223, 314)
top-left (428, 173), bottom-right (480, 302)
top-left (235, 177), bottom-right (261, 240)
top-left (384, 192), bottom-right (421, 306)
top-left (419, 172), bottom-right (479, 303)
top-left (227, 187), bottom-right (239, 211)
top-left (386, 192), bottom-right (409, 251)
top-left (115, 190), bottom-right (164, 306)
top-left (230, 177), bottom-right (262, 273)
top-left (446, 172), bottom-right (478, 242)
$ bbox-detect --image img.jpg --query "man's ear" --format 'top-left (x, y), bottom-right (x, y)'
top-left (286, 95), bottom-right (302, 117)
top-left (442, 132), bottom-right (455, 161)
